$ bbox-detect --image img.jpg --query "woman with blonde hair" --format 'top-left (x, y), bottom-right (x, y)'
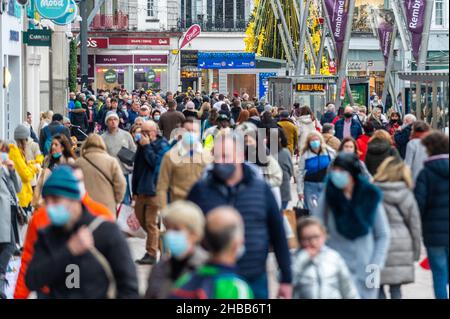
top-left (297, 131), bottom-right (336, 209)
top-left (374, 156), bottom-right (422, 299)
top-left (75, 134), bottom-right (126, 215)
top-left (365, 129), bottom-right (400, 176)
top-left (38, 111), bottom-right (53, 136)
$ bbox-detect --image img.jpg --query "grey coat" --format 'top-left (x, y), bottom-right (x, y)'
top-left (278, 148), bottom-right (294, 203)
top-left (0, 167), bottom-right (21, 243)
top-left (405, 138), bottom-right (428, 182)
top-left (312, 193), bottom-right (390, 299)
top-left (375, 181), bottom-right (422, 285)
top-left (292, 246), bottom-right (360, 299)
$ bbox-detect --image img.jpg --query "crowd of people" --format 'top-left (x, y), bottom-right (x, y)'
top-left (0, 87), bottom-right (448, 300)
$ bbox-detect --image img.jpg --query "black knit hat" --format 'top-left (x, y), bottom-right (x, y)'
top-left (332, 153), bottom-right (362, 179)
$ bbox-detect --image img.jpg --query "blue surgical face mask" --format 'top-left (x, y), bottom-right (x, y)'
top-left (52, 152), bottom-right (62, 159)
top-left (330, 170), bottom-right (350, 189)
top-left (163, 230), bottom-right (190, 259)
top-left (47, 204), bottom-right (71, 227)
top-left (154, 115), bottom-right (160, 121)
top-left (0, 152), bottom-right (8, 162)
top-left (182, 132), bottom-right (198, 147)
top-left (134, 133), bottom-right (142, 142)
top-left (309, 140), bottom-right (321, 150)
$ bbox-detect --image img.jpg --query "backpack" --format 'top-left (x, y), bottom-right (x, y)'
top-left (43, 125), bottom-right (63, 155)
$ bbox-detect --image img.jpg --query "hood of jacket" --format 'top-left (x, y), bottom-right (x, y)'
top-left (375, 181), bottom-right (411, 205)
top-left (367, 139), bottom-right (391, 155)
top-left (296, 115), bottom-right (313, 125)
top-left (425, 156), bottom-right (449, 178)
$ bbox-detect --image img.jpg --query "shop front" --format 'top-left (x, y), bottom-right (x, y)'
top-left (180, 50), bottom-right (201, 92)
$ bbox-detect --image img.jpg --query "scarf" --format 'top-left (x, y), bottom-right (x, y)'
top-left (325, 176), bottom-right (382, 240)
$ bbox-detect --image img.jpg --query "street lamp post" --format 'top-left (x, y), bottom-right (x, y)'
top-left (78, 0), bottom-right (88, 92)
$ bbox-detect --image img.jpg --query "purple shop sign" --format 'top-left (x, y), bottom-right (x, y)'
top-left (374, 9), bottom-right (395, 67)
top-left (133, 55), bottom-right (168, 64)
top-left (95, 55), bottom-right (133, 64)
top-left (324, 0), bottom-right (350, 61)
top-left (404, 0), bottom-right (426, 61)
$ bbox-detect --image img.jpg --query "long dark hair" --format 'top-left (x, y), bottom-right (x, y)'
top-left (49, 134), bottom-right (76, 167)
top-left (299, 106), bottom-right (316, 121)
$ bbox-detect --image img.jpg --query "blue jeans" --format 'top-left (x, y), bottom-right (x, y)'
top-left (426, 246), bottom-right (449, 299)
top-left (245, 273), bottom-right (268, 299)
top-left (122, 174), bottom-right (131, 205)
top-left (281, 201), bottom-right (289, 211)
top-left (303, 182), bottom-right (324, 210)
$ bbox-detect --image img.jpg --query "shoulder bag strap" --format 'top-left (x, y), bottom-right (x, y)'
top-left (88, 217), bottom-right (117, 299)
top-left (82, 155), bottom-right (115, 189)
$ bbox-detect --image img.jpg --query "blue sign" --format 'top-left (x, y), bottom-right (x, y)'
top-left (259, 72), bottom-right (277, 99)
top-left (52, 0), bottom-right (77, 25)
top-left (198, 52), bottom-right (256, 69)
top-left (10, 30), bottom-right (20, 42)
top-left (35, 0), bottom-right (69, 20)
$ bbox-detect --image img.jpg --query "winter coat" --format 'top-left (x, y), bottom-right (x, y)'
top-left (0, 167), bottom-right (21, 243)
top-left (367, 116), bottom-right (385, 131)
top-left (355, 134), bottom-right (370, 161)
top-left (405, 138), bottom-right (428, 182)
top-left (278, 119), bottom-right (299, 154)
top-left (278, 148), bottom-right (294, 203)
top-left (25, 208), bottom-right (139, 298)
top-left (259, 155), bottom-right (283, 188)
top-left (334, 118), bottom-right (363, 141)
top-left (101, 129), bottom-right (137, 175)
top-left (187, 163), bottom-right (292, 284)
top-left (320, 111), bottom-right (337, 126)
top-left (322, 133), bottom-right (341, 152)
top-left (38, 121), bottom-right (72, 153)
top-left (132, 135), bottom-right (170, 197)
top-left (393, 124), bottom-right (413, 159)
top-left (297, 147), bottom-right (335, 195)
top-left (292, 246), bottom-right (360, 299)
top-left (295, 115), bottom-right (317, 153)
top-left (8, 144), bottom-right (39, 208)
top-left (375, 181), bottom-right (422, 285)
top-left (76, 147), bottom-right (127, 215)
top-left (364, 139), bottom-right (400, 176)
top-left (158, 110), bottom-right (186, 140)
top-left (414, 155), bottom-right (449, 247)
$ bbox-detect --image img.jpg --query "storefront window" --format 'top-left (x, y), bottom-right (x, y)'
top-left (133, 65), bottom-right (167, 92)
top-left (227, 74), bottom-right (256, 98)
top-left (96, 66), bottom-right (133, 91)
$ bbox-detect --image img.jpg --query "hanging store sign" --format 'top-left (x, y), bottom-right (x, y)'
top-left (52, 0), bottom-right (77, 25)
top-left (179, 24), bottom-right (201, 50)
top-left (198, 52), bottom-right (256, 69)
top-left (86, 37), bottom-right (108, 48)
top-left (403, 0), bottom-right (427, 62)
top-left (104, 69), bottom-right (118, 83)
top-left (23, 29), bottom-right (52, 46)
top-left (295, 83), bottom-right (326, 93)
top-left (324, 0), bottom-right (351, 61)
top-left (181, 51), bottom-right (198, 67)
top-left (373, 9), bottom-right (395, 68)
top-left (35, 0), bottom-right (70, 20)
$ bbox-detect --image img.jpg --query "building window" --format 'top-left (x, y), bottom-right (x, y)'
top-left (147, 0), bottom-right (157, 18)
top-left (435, 0), bottom-right (444, 26)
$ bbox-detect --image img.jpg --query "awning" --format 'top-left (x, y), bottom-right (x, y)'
top-left (398, 71), bottom-right (449, 82)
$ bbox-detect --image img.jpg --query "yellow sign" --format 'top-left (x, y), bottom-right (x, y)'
top-left (172, 49), bottom-right (180, 55)
top-left (295, 83), bottom-right (325, 92)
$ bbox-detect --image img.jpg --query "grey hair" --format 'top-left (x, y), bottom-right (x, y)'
top-left (404, 114), bottom-right (417, 123)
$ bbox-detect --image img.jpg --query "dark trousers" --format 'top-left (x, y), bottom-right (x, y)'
top-left (379, 284), bottom-right (402, 299)
top-left (0, 243), bottom-right (15, 276)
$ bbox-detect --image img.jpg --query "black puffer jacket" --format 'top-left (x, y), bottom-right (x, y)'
top-left (364, 138), bottom-right (400, 176)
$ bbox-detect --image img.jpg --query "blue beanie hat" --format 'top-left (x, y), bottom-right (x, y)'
top-left (42, 166), bottom-right (81, 200)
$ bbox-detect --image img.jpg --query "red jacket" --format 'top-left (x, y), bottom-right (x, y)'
top-left (14, 194), bottom-right (114, 299)
top-left (356, 134), bottom-right (371, 161)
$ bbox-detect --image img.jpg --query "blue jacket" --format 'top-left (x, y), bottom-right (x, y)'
top-left (320, 111), bottom-right (336, 125)
top-left (187, 163), bottom-right (292, 283)
top-left (128, 110), bottom-right (140, 125)
top-left (414, 155), bottom-right (449, 247)
top-left (334, 118), bottom-right (363, 141)
top-left (132, 136), bottom-right (170, 196)
top-left (393, 124), bottom-right (413, 159)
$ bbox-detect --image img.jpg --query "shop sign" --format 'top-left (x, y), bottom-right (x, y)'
top-left (180, 24), bottom-right (201, 50)
top-left (23, 29), bottom-right (52, 47)
top-left (10, 30), bottom-right (20, 42)
top-left (259, 72), bottom-right (277, 99)
top-left (295, 83), bottom-right (326, 92)
top-left (347, 61), bottom-right (365, 71)
top-left (35, 0), bottom-right (70, 20)
top-left (86, 38), bottom-right (108, 48)
top-left (52, 0), bottom-right (77, 25)
top-left (108, 37), bottom-right (170, 46)
top-left (133, 55), bottom-right (168, 64)
top-left (104, 69), bottom-right (117, 84)
top-left (343, 83), bottom-right (369, 107)
top-left (198, 52), bottom-right (256, 69)
top-left (95, 55), bottom-right (133, 64)
top-left (146, 70), bottom-right (156, 84)
top-left (181, 51), bottom-right (198, 67)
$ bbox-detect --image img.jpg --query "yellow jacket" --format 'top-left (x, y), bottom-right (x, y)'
top-left (9, 144), bottom-right (39, 207)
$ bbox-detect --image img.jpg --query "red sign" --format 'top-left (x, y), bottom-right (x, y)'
top-left (133, 55), bottom-right (168, 64)
top-left (87, 37), bottom-right (108, 48)
top-left (95, 55), bottom-right (133, 64)
top-left (108, 37), bottom-right (170, 46)
top-left (180, 24), bottom-right (201, 50)
top-left (340, 79), bottom-right (347, 100)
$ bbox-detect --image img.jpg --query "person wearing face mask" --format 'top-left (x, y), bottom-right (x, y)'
top-left (385, 112), bottom-right (403, 136)
top-left (297, 132), bottom-right (336, 210)
top-left (338, 137), bottom-right (372, 180)
top-left (187, 133), bottom-right (292, 299)
top-left (0, 142), bottom-right (22, 299)
top-left (14, 164), bottom-right (113, 299)
top-left (334, 106), bottom-right (363, 141)
top-left (292, 217), bottom-right (359, 299)
top-left (24, 165), bottom-right (138, 299)
top-left (157, 119), bottom-right (211, 210)
top-left (152, 109), bottom-right (161, 123)
top-left (311, 153), bottom-right (390, 299)
top-left (170, 206), bottom-right (254, 299)
top-left (133, 121), bottom-right (170, 265)
top-left (145, 201), bottom-right (208, 299)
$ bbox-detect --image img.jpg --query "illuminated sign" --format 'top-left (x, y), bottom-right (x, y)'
top-left (295, 83), bottom-right (326, 92)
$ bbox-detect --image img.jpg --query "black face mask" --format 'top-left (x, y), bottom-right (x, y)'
top-left (391, 119), bottom-right (399, 123)
top-left (344, 113), bottom-right (353, 119)
top-left (212, 163), bottom-right (236, 182)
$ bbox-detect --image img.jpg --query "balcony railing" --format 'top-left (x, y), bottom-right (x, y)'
top-left (178, 19), bottom-right (249, 32)
top-left (72, 11), bottom-right (129, 31)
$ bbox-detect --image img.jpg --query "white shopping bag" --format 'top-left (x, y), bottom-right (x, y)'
top-left (5, 257), bottom-right (21, 299)
top-left (116, 204), bottom-right (146, 239)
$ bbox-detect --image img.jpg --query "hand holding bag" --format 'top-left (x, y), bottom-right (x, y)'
top-left (293, 200), bottom-right (310, 219)
top-left (117, 147), bottom-right (136, 167)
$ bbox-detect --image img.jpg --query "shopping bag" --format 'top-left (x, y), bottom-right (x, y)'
top-left (283, 209), bottom-right (299, 249)
top-left (116, 204), bottom-right (146, 239)
top-left (293, 200), bottom-right (310, 219)
top-left (420, 257), bottom-right (430, 270)
top-left (5, 257), bottom-right (21, 299)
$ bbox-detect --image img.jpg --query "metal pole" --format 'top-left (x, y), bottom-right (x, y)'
top-left (335, 0), bottom-right (356, 109)
top-left (80, 0), bottom-right (88, 92)
top-left (273, 0), bottom-right (297, 66)
top-left (315, 22), bottom-right (327, 75)
top-left (296, 0), bottom-right (311, 75)
top-left (432, 81), bottom-right (438, 129)
top-left (417, 0), bottom-right (434, 71)
top-left (346, 77), bottom-right (355, 106)
top-left (382, 26), bottom-right (398, 106)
